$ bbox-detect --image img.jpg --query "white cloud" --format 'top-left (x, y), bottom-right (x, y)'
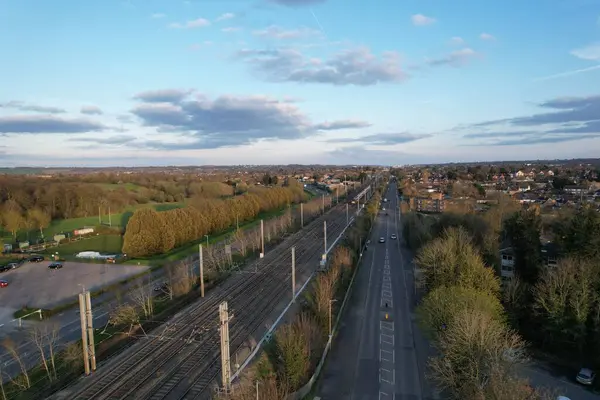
top-left (571, 42), bottom-right (600, 61)
top-left (450, 37), bottom-right (465, 46)
top-left (252, 25), bottom-right (321, 40)
top-left (151, 13), bottom-right (165, 19)
top-left (168, 18), bottom-right (210, 29)
top-left (222, 27), bottom-right (242, 33)
top-left (216, 13), bottom-right (235, 22)
top-left (480, 33), bottom-right (496, 41)
top-left (411, 14), bottom-right (436, 26)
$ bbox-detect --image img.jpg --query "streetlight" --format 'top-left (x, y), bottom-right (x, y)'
top-left (205, 235), bottom-right (209, 247)
top-left (328, 299), bottom-right (338, 339)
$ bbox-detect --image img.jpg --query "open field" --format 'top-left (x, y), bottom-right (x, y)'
top-left (43, 235), bottom-right (124, 255)
top-left (0, 202), bottom-right (185, 243)
top-left (92, 182), bottom-right (143, 191)
top-left (0, 260), bottom-right (149, 327)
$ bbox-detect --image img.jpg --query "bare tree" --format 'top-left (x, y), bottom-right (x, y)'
top-left (428, 308), bottom-right (525, 398)
top-left (110, 303), bottom-right (144, 335)
top-left (233, 228), bottom-right (248, 257)
top-left (29, 321), bottom-right (60, 381)
top-left (130, 281), bottom-right (154, 319)
top-left (170, 261), bottom-right (194, 297)
top-left (2, 338), bottom-right (30, 389)
top-left (0, 364), bottom-right (7, 400)
top-left (62, 342), bottom-right (83, 371)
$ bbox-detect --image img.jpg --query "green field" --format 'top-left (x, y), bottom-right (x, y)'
top-left (43, 235), bottom-right (124, 255)
top-left (93, 182), bottom-right (143, 192)
top-left (0, 202), bottom-right (185, 243)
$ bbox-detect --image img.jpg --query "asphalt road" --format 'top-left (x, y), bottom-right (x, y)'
top-left (522, 364), bottom-right (599, 400)
top-left (317, 183), bottom-right (438, 400)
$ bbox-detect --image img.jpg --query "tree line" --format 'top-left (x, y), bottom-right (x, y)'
top-left (122, 184), bottom-right (308, 257)
top-left (403, 197), bottom-right (600, 394)
top-left (415, 226), bottom-right (555, 399)
top-left (0, 172), bottom-right (292, 239)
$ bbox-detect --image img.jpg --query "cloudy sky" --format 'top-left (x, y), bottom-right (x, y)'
top-left (1, 0), bottom-right (600, 167)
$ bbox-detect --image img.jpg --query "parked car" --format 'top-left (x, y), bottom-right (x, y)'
top-left (0, 280), bottom-right (8, 288)
top-left (7, 262), bottom-right (19, 269)
top-left (390, 234), bottom-right (397, 240)
top-left (29, 255), bottom-right (44, 262)
top-left (0, 265), bottom-right (10, 273)
top-left (48, 262), bottom-right (63, 270)
top-left (576, 368), bottom-right (595, 385)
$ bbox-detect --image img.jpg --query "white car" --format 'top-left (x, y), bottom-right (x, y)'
top-left (378, 237), bottom-right (385, 243)
top-left (390, 234), bottom-right (397, 240)
top-left (576, 368), bottom-right (595, 385)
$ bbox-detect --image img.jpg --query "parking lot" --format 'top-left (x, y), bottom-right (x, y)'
top-left (0, 260), bottom-right (149, 326)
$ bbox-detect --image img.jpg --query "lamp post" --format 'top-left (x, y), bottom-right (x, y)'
top-left (205, 235), bottom-right (209, 247)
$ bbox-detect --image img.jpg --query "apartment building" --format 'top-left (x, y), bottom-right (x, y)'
top-left (499, 242), bottom-right (559, 285)
top-left (408, 197), bottom-right (445, 213)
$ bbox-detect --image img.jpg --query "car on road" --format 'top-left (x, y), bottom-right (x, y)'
top-left (379, 237), bottom-right (385, 243)
top-left (0, 280), bottom-right (8, 288)
top-left (576, 368), bottom-right (595, 385)
top-left (154, 282), bottom-right (169, 292)
top-left (390, 234), bottom-right (397, 240)
top-left (6, 262), bottom-right (19, 269)
top-left (48, 262), bottom-right (63, 270)
top-left (29, 255), bottom-right (44, 262)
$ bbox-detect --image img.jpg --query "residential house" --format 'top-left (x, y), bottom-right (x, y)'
top-left (564, 185), bottom-right (587, 196)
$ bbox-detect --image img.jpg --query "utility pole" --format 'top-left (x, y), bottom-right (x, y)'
top-left (324, 220), bottom-right (327, 255)
top-left (346, 203), bottom-right (349, 225)
top-left (256, 380), bottom-right (259, 400)
top-left (108, 206), bottom-right (112, 227)
top-left (78, 293), bottom-right (90, 376)
top-left (300, 203), bottom-right (304, 228)
top-left (357, 197), bottom-right (360, 214)
top-left (260, 219), bottom-right (265, 257)
top-left (291, 246), bottom-right (296, 301)
top-left (98, 206), bottom-right (101, 225)
top-left (199, 244), bottom-right (205, 298)
top-left (322, 194), bottom-right (325, 214)
top-left (219, 301), bottom-right (231, 394)
top-left (85, 291), bottom-right (96, 371)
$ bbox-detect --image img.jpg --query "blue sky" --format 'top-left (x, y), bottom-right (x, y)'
top-left (1, 0), bottom-right (600, 166)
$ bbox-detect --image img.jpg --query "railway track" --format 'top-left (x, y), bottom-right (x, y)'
top-left (59, 201), bottom-right (355, 400)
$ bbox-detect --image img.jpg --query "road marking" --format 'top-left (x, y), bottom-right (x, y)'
top-left (380, 368), bottom-right (395, 384)
top-left (383, 269), bottom-right (390, 275)
top-left (380, 349), bottom-right (394, 362)
top-left (383, 275), bottom-right (391, 281)
top-left (379, 391), bottom-right (391, 399)
top-left (381, 333), bottom-right (394, 345)
top-left (382, 290), bottom-right (392, 298)
top-left (380, 321), bottom-right (394, 331)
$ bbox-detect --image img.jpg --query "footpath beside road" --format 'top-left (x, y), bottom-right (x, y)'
top-left (316, 183), bottom-right (437, 400)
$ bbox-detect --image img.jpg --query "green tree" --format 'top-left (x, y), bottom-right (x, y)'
top-left (415, 227), bottom-right (500, 297)
top-left (27, 208), bottom-right (51, 238)
top-left (559, 206), bottom-right (600, 261)
top-left (2, 210), bottom-right (24, 238)
top-left (417, 285), bottom-right (504, 341)
top-left (502, 210), bottom-right (542, 285)
top-left (122, 208), bottom-right (174, 257)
